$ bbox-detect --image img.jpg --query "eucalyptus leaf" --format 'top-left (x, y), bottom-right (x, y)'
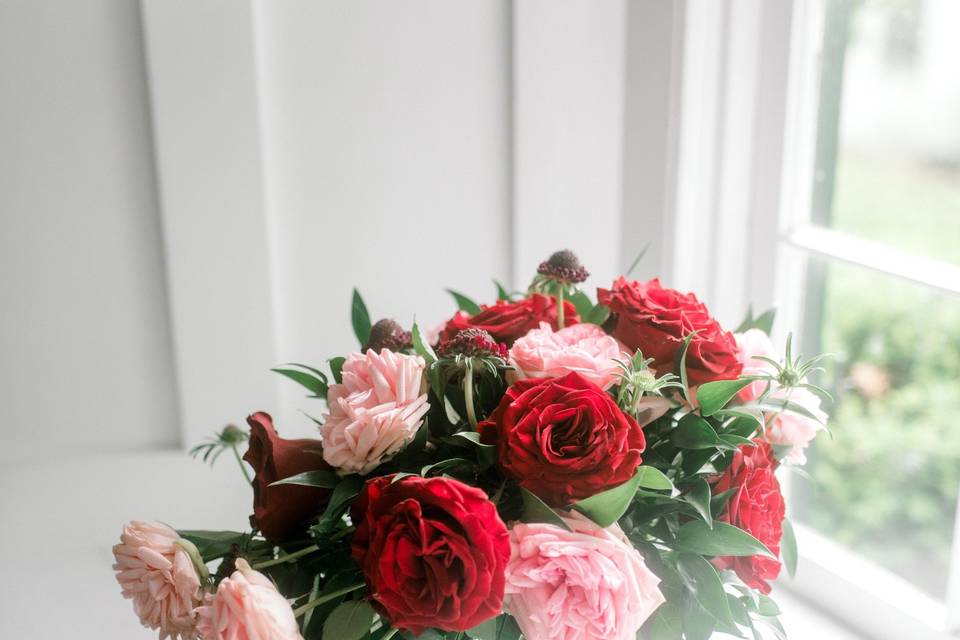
top-left (675, 521), bottom-right (775, 558)
top-left (270, 469), bottom-right (340, 489)
top-left (520, 488), bottom-right (571, 531)
top-left (696, 379), bottom-right (753, 416)
top-left (351, 288), bottom-right (372, 346)
top-left (446, 289), bottom-right (482, 315)
top-left (322, 600), bottom-right (375, 640)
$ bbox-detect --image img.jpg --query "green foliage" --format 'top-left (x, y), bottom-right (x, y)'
top-left (446, 288), bottom-right (482, 315)
top-left (176, 530), bottom-right (249, 561)
top-left (271, 469), bottom-right (340, 489)
top-left (351, 288), bottom-right (372, 346)
top-left (322, 601), bottom-right (376, 640)
top-left (696, 379), bottom-right (752, 417)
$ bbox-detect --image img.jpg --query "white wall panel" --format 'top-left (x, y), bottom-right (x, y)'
top-left (255, 0), bottom-right (513, 434)
top-left (0, 0), bottom-right (178, 455)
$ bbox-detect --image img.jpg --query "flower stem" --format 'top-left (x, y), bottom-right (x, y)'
top-left (231, 443), bottom-right (253, 485)
top-left (293, 583), bottom-right (365, 617)
top-left (252, 544), bottom-right (320, 569)
top-left (464, 360), bottom-right (478, 428)
top-left (557, 286), bottom-right (566, 329)
top-left (380, 629), bottom-right (398, 640)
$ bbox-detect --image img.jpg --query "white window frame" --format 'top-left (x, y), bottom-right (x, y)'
top-left (658, 1), bottom-right (960, 638)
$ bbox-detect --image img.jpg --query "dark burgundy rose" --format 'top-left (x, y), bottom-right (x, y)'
top-left (243, 412), bottom-right (331, 543)
top-left (478, 372), bottom-right (646, 506)
top-left (711, 441), bottom-right (785, 593)
top-left (598, 277), bottom-right (742, 385)
top-left (440, 293), bottom-right (579, 347)
top-left (351, 475), bottom-right (510, 635)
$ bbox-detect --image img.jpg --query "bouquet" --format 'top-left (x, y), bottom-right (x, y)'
top-left (113, 250), bottom-right (830, 640)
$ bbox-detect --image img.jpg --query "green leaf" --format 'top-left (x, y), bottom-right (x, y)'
top-left (585, 303), bottom-right (610, 326)
top-left (493, 280), bottom-right (511, 301)
top-left (781, 517), bottom-right (798, 578)
top-left (734, 307), bottom-right (776, 334)
top-left (710, 487), bottom-right (738, 516)
top-left (467, 616), bottom-right (499, 640)
top-left (329, 356), bottom-right (346, 384)
top-left (696, 379), bottom-right (752, 416)
top-left (351, 288), bottom-right (372, 346)
top-left (635, 465), bottom-right (675, 491)
top-left (322, 600), bottom-right (376, 640)
top-left (446, 289), bottom-right (482, 315)
top-left (420, 457), bottom-right (474, 477)
top-left (676, 332), bottom-right (698, 405)
top-left (724, 416), bottom-right (760, 438)
top-left (572, 466), bottom-right (648, 527)
top-left (676, 553), bottom-right (736, 627)
top-left (569, 291), bottom-right (595, 318)
top-left (313, 475), bottom-right (363, 533)
top-left (625, 242), bottom-right (650, 277)
top-left (176, 530), bottom-right (247, 561)
top-left (271, 367), bottom-right (327, 397)
top-left (520, 488), bottom-right (571, 531)
top-left (411, 322), bottom-right (438, 363)
top-left (752, 399), bottom-right (826, 423)
top-left (675, 521), bottom-right (775, 558)
top-left (639, 601), bottom-right (683, 640)
top-left (671, 414), bottom-right (724, 450)
top-left (684, 478), bottom-right (712, 526)
top-left (270, 469), bottom-right (340, 488)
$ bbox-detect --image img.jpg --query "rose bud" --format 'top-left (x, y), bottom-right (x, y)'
top-left (440, 293), bottom-right (579, 347)
top-left (243, 411), bottom-right (331, 543)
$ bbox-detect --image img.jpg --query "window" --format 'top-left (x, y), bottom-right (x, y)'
top-left (773, 0), bottom-right (960, 635)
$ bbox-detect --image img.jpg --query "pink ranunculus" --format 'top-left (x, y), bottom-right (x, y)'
top-left (734, 329), bottom-right (779, 402)
top-left (321, 349), bottom-right (430, 475)
top-left (112, 521), bottom-right (204, 640)
top-left (765, 387), bottom-right (828, 465)
top-left (509, 322), bottom-right (625, 389)
top-left (196, 559), bottom-right (302, 640)
top-left (505, 511), bottom-right (665, 640)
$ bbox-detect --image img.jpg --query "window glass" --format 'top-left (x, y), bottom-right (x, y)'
top-left (793, 257), bottom-right (960, 599)
top-left (811, 0), bottom-right (960, 265)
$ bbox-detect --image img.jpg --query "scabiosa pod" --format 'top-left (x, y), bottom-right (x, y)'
top-left (437, 328), bottom-right (510, 427)
top-left (529, 249), bottom-right (591, 329)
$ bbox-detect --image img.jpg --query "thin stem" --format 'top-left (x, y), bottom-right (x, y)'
top-left (252, 544), bottom-right (320, 569)
top-left (293, 583), bottom-right (365, 617)
top-left (231, 444), bottom-right (253, 485)
top-left (330, 525), bottom-right (356, 541)
top-left (464, 360), bottom-right (478, 428)
top-left (380, 629), bottom-right (398, 640)
top-left (557, 285), bottom-right (566, 329)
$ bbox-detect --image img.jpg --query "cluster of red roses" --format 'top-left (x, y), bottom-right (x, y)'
top-left (115, 253), bottom-right (821, 640)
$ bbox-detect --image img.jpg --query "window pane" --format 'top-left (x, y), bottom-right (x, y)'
top-left (793, 257), bottom-right (960, 599)
top-left (811, 0), bottom-right (960, 265)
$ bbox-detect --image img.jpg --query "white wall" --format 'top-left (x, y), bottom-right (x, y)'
top-left (254, 0), bottom-right (514, 433)
top-left (0, 0), bottom-right (179, 456)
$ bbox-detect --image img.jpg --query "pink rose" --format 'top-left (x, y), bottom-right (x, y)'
top-left (321, 349), bottom-right (430, 475)
top-left (765, 387), bottom-right (827, 465)
top-left (505, 511), bottom-right (665, 640)
top-left (196, 559), bottom-right (302, 640)
top-left (734, 329), bottom-right (778, 402)
top-left (112, 521), bottom-right (203, 639)
top-left (509, 322), bottom-right (625, 389)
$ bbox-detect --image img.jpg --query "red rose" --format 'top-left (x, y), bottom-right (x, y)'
top-left (243, 412), bottom-right (331, 543)
top-left (478, 371), bottom-right (645, 506)
top-left (711, 441), bottom-right (785, 593)
top-left (440, 293), bottom-right (579, 346)
top-left (597, 277), bottom-right (742, 385)
top-left (351, 475), bottom-right (510, 635)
